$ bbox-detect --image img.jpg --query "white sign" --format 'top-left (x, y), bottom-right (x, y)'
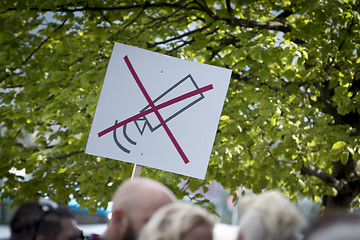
top-left (85, 43), bottom-right (231, 179)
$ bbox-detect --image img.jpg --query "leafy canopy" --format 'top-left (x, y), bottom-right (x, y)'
top-left (1, 0), bottom-right (360, 210)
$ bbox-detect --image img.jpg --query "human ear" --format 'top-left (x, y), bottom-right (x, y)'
top-left (112, 209), bottom-right (129, 237)
top-left (237, 231), bottom-right (244, 240)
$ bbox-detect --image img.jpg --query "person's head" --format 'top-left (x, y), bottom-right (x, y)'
top-left (10, 198), bottom-right (85, 240)
top-left (303, 207), bottom-right (360, 240)
top-left (104, 177), bottom-right (176, 240)
top-left (138, 202), bottom-right (215, 240)
top-left (237, 191), bottom-right (305, 240)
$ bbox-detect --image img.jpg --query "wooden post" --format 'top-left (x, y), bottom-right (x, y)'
top-left (131, 164), bottom-right (142, 179)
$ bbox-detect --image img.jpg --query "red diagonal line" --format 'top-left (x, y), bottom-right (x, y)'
top-left (124, 56), bottom-right (190, 164)
top-left (97, 84), bottom-right (213, 137)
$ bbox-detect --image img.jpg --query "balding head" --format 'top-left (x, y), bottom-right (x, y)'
top-left (113, 177), bottom-right (175, 212)
top-left (104, 177), bottom-right (176, 240)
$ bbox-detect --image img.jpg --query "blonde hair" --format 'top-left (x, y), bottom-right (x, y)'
top-left (238, 191), bottom-right (305, 240)
top-left (139, 202), bottom-right (215, 240)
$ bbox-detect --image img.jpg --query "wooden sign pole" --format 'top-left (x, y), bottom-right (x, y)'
top-left (131, 164), bottom-right (142, 179)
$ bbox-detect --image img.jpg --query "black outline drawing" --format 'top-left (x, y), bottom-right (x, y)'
top-left (113, 74), bottom-right (205, 153)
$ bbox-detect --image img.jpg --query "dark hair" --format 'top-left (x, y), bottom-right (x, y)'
top-left (10, 199), bottom-right (75, 240)
top-left (303, 207), bottom-right (360, 240)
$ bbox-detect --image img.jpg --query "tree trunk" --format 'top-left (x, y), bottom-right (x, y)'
top-left (323, 157), bottom-right (360, 209)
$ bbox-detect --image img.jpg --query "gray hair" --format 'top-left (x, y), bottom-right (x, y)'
top-left (237, 191), bottom-right (305, 240)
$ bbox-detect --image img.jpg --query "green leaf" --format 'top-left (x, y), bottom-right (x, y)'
top-left (332, 141), bottom-right (347, 150)
top-left (2, 0), bottom-right (360, 212)
top-left (98, 166), bottom-right (110, 178)
top-left (340, 152), bottom-right (349, 165)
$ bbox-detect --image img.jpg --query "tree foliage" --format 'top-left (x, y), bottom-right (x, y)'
top-left (1, 0), bottom-right (360, 210)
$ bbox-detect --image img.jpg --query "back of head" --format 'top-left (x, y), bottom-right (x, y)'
top-left (10, 199), bottom-right (75, 240)
top-left (237, 191), bottom-right (305, 240)
top-left (112, 177), bottom-right (176, 213)
top-left (138, 202), bottom-right (215, 240)
top-left (304, 207), bottom-right (360, 240)
top-left (108, 177), bottom-right (176, 239)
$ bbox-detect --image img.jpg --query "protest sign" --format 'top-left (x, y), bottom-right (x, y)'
top-left (85, 43), bottom-right (231, 179)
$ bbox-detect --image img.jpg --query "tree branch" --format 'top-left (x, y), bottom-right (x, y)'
top-left (275, 10), bottom-right (294, 20)
top-left (121, 8), bottom-right (144, 31)
top-left (231, 71), bottom-right (251, 83)
top-left (232, 18), bottom-right (292, 33)
top-left (0, 18), bottom-right (68, 84)
top-left (226, 0), bottom-right (233, 17)
top-left (148, 23), bottom-right (213, 47)
top-left (98, 10), bottom-right (112, 26)
top-left (2, 2), bottom-right (292, 34)
top-left (301, 162), bottom-right (345, 191)
top-left (312, 79), bottom-right (360, 136)
top-left (192, 0), bottom-right (217, 19)
top-left (2, 2), bottom-right (197, 13)
top-left (48, 151), bottom-right (83, 161)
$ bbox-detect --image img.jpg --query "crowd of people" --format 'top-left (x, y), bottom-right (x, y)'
top-left (9, 177), bottom-right (360, 240)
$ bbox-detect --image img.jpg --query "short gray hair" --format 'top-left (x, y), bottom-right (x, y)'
top-left (238, 191), bottom-right (305, 240)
